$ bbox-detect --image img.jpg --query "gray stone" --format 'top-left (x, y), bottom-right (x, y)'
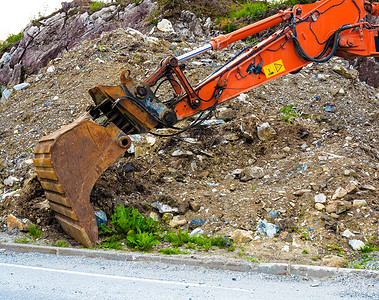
top-left (172, 150), bottom-right (193, 157)
top-left (293, 189), bottom-right (311, 196)
top-left (345, 181), bottom-right (358, 194)
top-left (240, 166), bottom-right (264, 182)
top-left (13, 82), bottom-right (30, 90)
top-left (332, 64), bottom-right (359, 80)
top-left (257, 220), bottom-right (279, 238)
top-left (151, 202), bottom-right (178, 214)
top-left (332, 187), bottom-right (347, 199)
top-left (4, 176), bottom-right (19, 186)
top-left (353, 199), bottom-right (368, 208)
top-left (257, 122), bottom-right (276, 141)
top-left (314, 193), bottom-right (327, 203)
top-left (342, 229), bottom-right (355, 238)
top-left (348, 239), bottom-right (365, 250)
top-left (189, 227), bottom-right (204, 237)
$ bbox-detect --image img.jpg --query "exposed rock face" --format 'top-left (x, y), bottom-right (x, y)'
top-left (0, 0), bottom-right (158, 87)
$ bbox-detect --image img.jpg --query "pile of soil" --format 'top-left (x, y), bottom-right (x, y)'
top-left (0, 26), bottom-right (378, 265)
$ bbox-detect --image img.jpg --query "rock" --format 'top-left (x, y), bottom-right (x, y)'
top-left (281, 245), bottom-right (290, 252)
top-left (189, 228), bottom-right (204, 237)
top-left (267, 210), bottom-right (279, 219)
top-left (326, 201), bottom-right (348, 214)
top-left (189, 218), bottom-right (207, 228)
top-left (169, 215), bottom-right (187, 228)
top-left (157, 19), bottom-right (175, 33)
top-left (322, 255), bottom-right (346, 268)
top-left (230, 229), bottom-right (254, 244)
top-left (361, 184), bottom-right (376, 191)
top-left (171, 150), bottom-right (193, 157)
top-left (293, 189), bottom-right (312, 196)
top-left (353, 199), bottom-right (367, 208)
top-left (344, 169), bottom-right (358, 177)
top-left (151, 202), bottom-right (179, 214)
top-left (24, 159), bottom-right (34, 166)
top-left (149, 211), bottom-right (159, 221)
top-left (4, 176), bottom-right (19, 186)
top-left (1, 190), bottom-right (20, 200)
top-left (256, 220), bottom-right (279, 238)
top-left (332, 64), bottom-right (359, 80)
top-left (345, 181), bottom-right (359, 194)
top-left (315, 203), bottom-right (325, 211)
top-left (47, 66), bottom-right (55, 73)
top-left (314, 193), bottom-right (327, 203)
top-left (332, 187), bottom-right (347, 199)
top-left (240, 166), bottom-right (264, 181)
top-left (349, 239), bottom-right (365, 250)
top-left (229, 184), bottom-right (236, 191)
top-left (13, 83), bottom-right (30, 90)
top-left (1, 88), bottom-right (12, 104)
top-left (6, 214), bottom-right (30, 231)
top-left (342, 229), bottom-right (355, 238)
top-left (189, 200), bottom-right (200, 211)
top-left (95, 210), bottom-right (107, 227)
top-left (279, 231), bottom-right (293, 242)
top-left (257, 122), bottom-right (276, 141)
top-left (282, 147), bottom-right (291, 153)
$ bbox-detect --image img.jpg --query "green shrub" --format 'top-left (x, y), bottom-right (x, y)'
top-left (127, 232), bottom-right (160, 251)
top-left (14, 237), bottom-right (28, 244)
top-left (28, 225), bottom-right (42, 240)
top-left (90, 1), bottom-right (106, 11)
top-left (159, 248), bottom-right (190, 255)
top-left (0, 32), bottom-right (23, 52)
top-left (54, 240), bottom-right (69, 247)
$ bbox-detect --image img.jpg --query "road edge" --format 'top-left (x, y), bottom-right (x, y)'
top-left (0, 242), bottom-right (378, 278)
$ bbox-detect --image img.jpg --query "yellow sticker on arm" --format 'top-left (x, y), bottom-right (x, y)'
top-left (263, 59), bottom-right (285, 79)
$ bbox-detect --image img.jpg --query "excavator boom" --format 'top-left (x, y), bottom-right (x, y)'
top-left (34, 0), bottom-right (379, 247)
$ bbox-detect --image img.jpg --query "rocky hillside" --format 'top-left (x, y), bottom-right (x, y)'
top-left (0, 0), bottom-right (378, 268)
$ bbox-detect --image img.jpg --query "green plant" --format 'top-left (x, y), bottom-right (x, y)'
top-left (14, 237), bottom-right (28, 244)
top-left (164, 228), bottom-right (190, 247)
top-left (127, 232), bottom-right (160, 251)
top-left (28, 225), bottom-right (42, 240)
top-left (158, 248), bottom-right (190, 255)
top-left (244, 256), bottom-right (259, 263)
top-left (54, 240), bottom-right (69, 247)
top-left (302, 249), bottom-right (308, 254)
top-left (359, 243), bottom-right (379, 253)
top-left (90, 1), bottom-right (106, 11)
top-left (230, 2), bottom-right (269, 20)
top-left (279, 105), bottom-right (299, 122)
top-left (0, 32), bottom-right (24, 52)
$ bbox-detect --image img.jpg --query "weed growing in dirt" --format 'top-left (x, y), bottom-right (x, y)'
top-left (0, 33), bottom-right (23, 52)
top-left (127, 232), bottom-right (160, 251)
top-left (14, 237), bottom-right (28, 244)
top-left (302, 249), bottom-right (308, 254)
top-left (359, 243), bottom-right (379, 253)
top-left (28, 225), bottom-right (42, 240)
top-left (90, 1), bottom-right (106, 11)
top-left (158, 248), bottom-right (190, 255)
top-left (54, 240), bottom-right (69, 247)
top-left (279, 105), bottom-right (299, 122)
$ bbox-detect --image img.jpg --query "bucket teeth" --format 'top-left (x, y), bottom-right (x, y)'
top-left (33, 113), bottom-right (131, 247)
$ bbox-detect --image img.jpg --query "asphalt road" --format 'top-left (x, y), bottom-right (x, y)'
top-left (0, 250), bottom-right (377, 299)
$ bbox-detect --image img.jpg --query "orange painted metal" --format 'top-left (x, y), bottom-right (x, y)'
top-left (34, 114), bottom-right (131, 247)
top-left (172, 0), bottom-right (379, 120)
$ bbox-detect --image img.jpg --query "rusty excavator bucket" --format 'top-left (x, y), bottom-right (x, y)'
top-left (33, 70), bottom-right (163, 247)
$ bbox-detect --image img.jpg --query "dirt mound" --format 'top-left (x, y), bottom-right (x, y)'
top-left (0, 26), bottom-right (378, 264)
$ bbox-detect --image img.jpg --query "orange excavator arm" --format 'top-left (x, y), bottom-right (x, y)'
top-left (34, 0), bottom-right (379, 247)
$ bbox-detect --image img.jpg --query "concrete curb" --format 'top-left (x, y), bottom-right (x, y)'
top-left (1, 242), bottom-right (378, 278)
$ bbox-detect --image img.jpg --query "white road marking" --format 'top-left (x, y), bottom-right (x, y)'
top-left (0, 262), bottom-right (252, 293)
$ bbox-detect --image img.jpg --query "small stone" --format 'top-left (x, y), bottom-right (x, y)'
top-left (267, 210), bottom-right (279, 219)
top-left (342, 229), bottom-right (355, 238)
top-left (322, 255), bottom-right (346, 268)
top-left (6, 214), bottom-right (29, 231)
top-left (257, 122), bottom-right (276, 141)
top-left (293, 189), bottom-right (312, 196)
top-left (315, 203), bottom-right (325, 211)
top-left (344, 169), bottom-right (358, 177)
top-left (279, 231), bottom-right (293, 242)
top-left (151, 202), bottom-right (179, 214)
top-left (189, 228), bottom-right (204, 237)
top-left (149, 211), bottom-right (159, 221)
top-left (189, 218), bottom-right (207, 228)
top-left (157, 19), bottom-right (175, 33)
top-left (331, 213), bottom-right (339, 219)
top-left (4, 176), bottom-right (19, 186)
top-left (361, 184), bottom-right (376, 191)
top-left (345, 181), bottom-right (358, 194)
top-left (282, 245), bottom-right (290, 252)
top-left (326, 201), bottom-right (347, 214)
top-left (24, 159), bottom-right (34, 166)
top-left (332, 64), bottom-right (359, 80)
top-left (240, 166), bottom-right (264, 182)
top-left (47, 66), bottom-right (55, 73)
top-left (95, 210), bottom-right (107, 227)
top-left (189, 200), bottom-right (200, 211)
top-left (353, 200), bottom-right (367, 208)
top-left (348, 239), bottom-right (365, 250)
top-left (169, 216), bottom-right (187, 228)
top-left (314, 193), bottom-right (327, 203)
top-left (230, 229), bottom-right (254, 244)
top-left (171, 150), bottom-right (193, 157)
top-left (256, 220), bottom-right (279, 238)
top-left (332, 187), bottom-right (347, 199)
top-left (13, 83), bottom-right (30, 90)
top-left (282, 147), bottom-right (291, 153)
top-left (229, 184), bottom-right (236, 191)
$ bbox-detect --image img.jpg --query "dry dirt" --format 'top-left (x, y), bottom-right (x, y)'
top-left (0, 28), bottom-right (378, 266)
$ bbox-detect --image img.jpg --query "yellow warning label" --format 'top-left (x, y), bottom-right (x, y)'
top-left (263, 59), bottom-right (285, 79)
